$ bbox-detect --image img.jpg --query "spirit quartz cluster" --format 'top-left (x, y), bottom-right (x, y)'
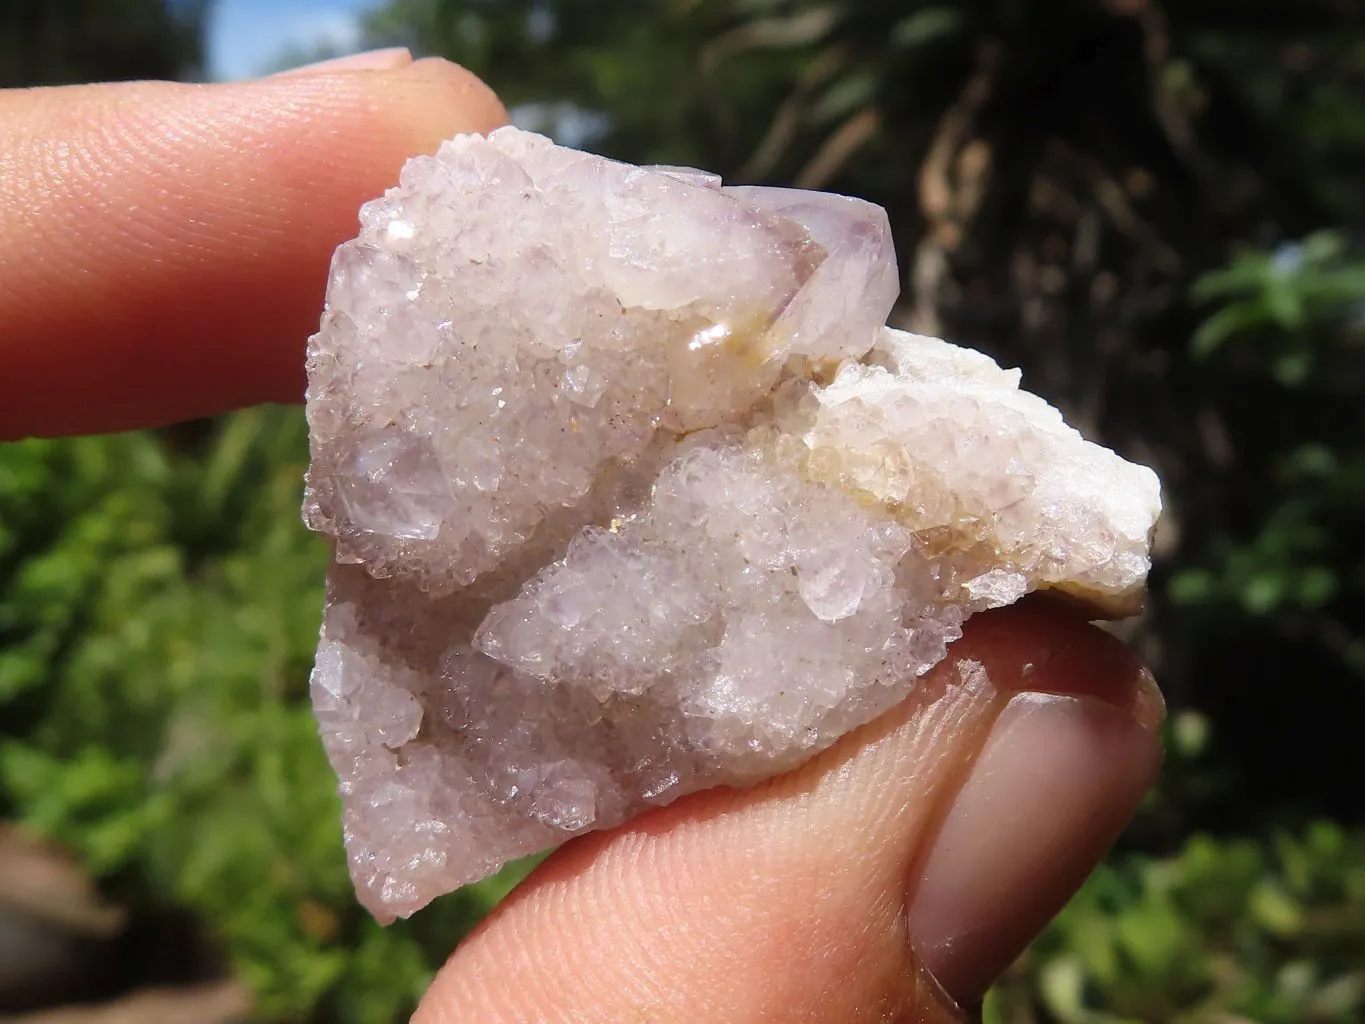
top-left (302, 126), bottom-right (1162, 921)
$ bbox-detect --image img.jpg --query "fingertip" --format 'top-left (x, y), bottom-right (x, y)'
top-left (382, 57), bottom-right (510, 150)
top-left (232, 55), bottom-right (509, 188)
top-left (904, 601), bottom-right (1165, 1006)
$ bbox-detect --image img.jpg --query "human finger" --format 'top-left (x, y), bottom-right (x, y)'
top-left (0, 53), bottom-right (507, 440)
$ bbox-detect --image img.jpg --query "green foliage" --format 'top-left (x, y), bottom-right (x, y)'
top-left (986, 823), bottom-right (1365, 1024)
top-left (0, 0), bottom-right (207, 86)
top-left (1189, 233), bottom-right (1365, 380)
top-left (0, 413), bottom-right (529, 1021)
top-left (3, 416), bottom-right (1360, 1023)
top-left (1171, 234), bottom-right (1365, 675)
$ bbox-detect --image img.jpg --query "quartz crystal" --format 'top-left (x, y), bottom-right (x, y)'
top-left (303, 126), bottom-right (1162, 922)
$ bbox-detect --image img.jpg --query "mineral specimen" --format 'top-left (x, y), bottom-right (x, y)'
top-left (302, 126), bottom-right (1162, 922)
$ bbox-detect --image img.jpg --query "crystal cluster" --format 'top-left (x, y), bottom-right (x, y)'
top-left (303, 127), bottom-right (1162, 922)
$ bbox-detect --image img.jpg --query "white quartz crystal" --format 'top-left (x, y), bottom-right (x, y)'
top-left (303, 126), bottom-right (1162, 922)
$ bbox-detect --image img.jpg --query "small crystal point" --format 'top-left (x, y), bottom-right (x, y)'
top-left (303, 126), bottom-right (1161, 921)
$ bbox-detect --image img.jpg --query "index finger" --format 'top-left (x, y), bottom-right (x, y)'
top-left (0, 55), bottom-right (507, 440)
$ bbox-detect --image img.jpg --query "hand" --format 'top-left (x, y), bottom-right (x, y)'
top-left (0, 50), bottom-right (1164, 1023)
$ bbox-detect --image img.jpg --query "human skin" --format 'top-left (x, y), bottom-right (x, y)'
top-left (0, 50), bottom-right (1164, 1023)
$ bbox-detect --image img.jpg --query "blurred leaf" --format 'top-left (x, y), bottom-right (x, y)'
top-left (1191, 251), bottom-right (1274, 303)
top-left (1039, 955), bottom-right (1087, 1023)
top-left (1168, 568), bottom-right (1217, 604)
top-left (1171, 710), bottom-right (1212, 759)
top-left (890, 7), bottom-right (962, 50)
top-left (808, 69), bottom-right (876, 124)
top-left (1295, 566), bottom-right (1337, 606)
top-left (1250, 881), bottom-right (1305, 937)
top-left (1241, 571), bottom-right (1285, 614)
top-left (1264, 280), bottom-right (1305, 331)
top-left (702, 7), bottom-right (839, 71)
top-left (1190, 302), bottom-right (1265, 357)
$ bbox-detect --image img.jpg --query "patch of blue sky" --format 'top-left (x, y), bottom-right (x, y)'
top-left (208, 0), bottom-right (612, 148)
top-left (207, 0), bottom-right (376, 81)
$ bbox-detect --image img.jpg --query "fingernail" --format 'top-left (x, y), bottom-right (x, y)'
top-left (906, 671), bottom-right (1164, 1006)
top-left (271, 47), bottom-right (413, 78)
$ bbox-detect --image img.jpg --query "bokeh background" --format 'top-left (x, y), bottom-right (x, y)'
top-left (2, 1), bottom-right (1364, 1021)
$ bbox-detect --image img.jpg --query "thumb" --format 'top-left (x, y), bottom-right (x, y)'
top-left (415, 600), bottom-right (1164, 1023)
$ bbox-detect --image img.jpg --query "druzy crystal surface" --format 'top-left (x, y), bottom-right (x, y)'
top-left (303, 126), bottom-right (1162, 921)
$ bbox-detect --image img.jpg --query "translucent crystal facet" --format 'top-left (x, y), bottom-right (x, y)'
top-left (303, 127), bottom-right (1162, 921)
